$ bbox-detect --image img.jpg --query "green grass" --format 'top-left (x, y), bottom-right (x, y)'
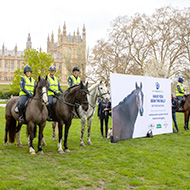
top-left (0, 107), bottom-right (190, 190)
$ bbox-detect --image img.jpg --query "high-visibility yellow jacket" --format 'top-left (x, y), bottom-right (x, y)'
top-left (67, 75), bottom-right (81, 87)
top-left (47, 75), bottom-right (60, 96)
top-left (19, 76), bottom-right (35, 96)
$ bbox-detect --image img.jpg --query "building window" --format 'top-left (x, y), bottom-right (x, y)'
top-left (17, 62), bottom-right (20, 69)
top-left (5, 62), bottom-right (8, 72)
top-left (4, 77), bottom-right (7, 81)
top-left (11, 62), bottom-right (14, 72)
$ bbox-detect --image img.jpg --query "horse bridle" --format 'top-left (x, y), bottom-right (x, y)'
top-left (98, 86), bottom-right (109, 98)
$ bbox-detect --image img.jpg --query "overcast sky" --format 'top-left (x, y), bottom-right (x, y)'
top-left (0, 0), bottom-right (189, 52)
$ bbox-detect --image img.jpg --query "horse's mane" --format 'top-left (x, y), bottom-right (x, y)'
top-left (64, 85), bottom-right (79, 96)
top-left (118, 90), bottom-right (135, 105)
top-left (33, 80), bottom-right (39, 97)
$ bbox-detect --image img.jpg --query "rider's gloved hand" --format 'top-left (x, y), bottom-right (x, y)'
top-left (54, 91), bottom-right (58, 96)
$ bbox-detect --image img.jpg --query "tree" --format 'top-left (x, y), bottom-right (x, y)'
top-left (10, 48), bottom-right (54, 92)
top-left (87, 6), bottom-right (190, 83)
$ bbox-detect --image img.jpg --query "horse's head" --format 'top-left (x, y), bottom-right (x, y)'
top-left (135, 82), bottom-right (144, 116)
top-left (75, 81), bottom-right (89, 111)
top-left (97, 81), bottom-right (111, 102)
top-left (35, 76), bottom-right (49, 104)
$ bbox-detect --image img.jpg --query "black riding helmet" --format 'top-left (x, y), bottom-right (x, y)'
top-left (24, 65), bottom-right (32, 74)
top-left (49, 65), bottom-right (56, 71)
top-left (72, 66), bottom-right (80, 72)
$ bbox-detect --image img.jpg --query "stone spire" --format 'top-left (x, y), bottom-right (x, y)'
top-left (26, 33), bottom-right (32, 49)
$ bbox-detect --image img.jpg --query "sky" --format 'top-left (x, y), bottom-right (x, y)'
top-left (0, 0), bottom-right (189, 53)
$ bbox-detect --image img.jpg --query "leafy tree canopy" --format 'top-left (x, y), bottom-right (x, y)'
top-left (10, 48), bottom-right (54, 92)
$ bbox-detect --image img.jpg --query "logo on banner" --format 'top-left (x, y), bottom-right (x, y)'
top-left (156, 124), bottom-right (162, 128)
top-left (155, 82), bottom-right (160, 90)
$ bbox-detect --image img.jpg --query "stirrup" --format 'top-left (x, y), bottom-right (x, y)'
top-left (15, 107), bottom-right (19, 114)
top-left (47, 116), bottom-right (53, 121)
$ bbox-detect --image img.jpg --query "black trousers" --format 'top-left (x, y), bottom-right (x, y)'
top-left (100, 116), bottom-right (109, 137)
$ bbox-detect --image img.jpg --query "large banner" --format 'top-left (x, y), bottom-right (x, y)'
top-left (110, 73), bottom-right (172, 142)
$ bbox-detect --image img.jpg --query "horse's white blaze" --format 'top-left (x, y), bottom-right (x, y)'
top-left (42, 87), bottom-right (48, 103)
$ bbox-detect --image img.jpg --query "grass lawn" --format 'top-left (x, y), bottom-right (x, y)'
top-left (0, 107), bottom-right (190, 190)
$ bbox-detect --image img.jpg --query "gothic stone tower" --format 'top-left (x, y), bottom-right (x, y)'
top-left (47, 22), bottom-right (86, 83)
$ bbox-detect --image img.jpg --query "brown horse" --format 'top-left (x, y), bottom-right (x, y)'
top-left (176, 95), bottom-right (190, 131)
top-left (4, 76), bottom-right (49, 155)
top-left (51, 81), bottom-right (89, 153)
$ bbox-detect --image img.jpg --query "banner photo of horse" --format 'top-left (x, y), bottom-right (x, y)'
top-left (110, 73), bottom-right (172, 142)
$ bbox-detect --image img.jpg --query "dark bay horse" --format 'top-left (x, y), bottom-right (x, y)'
top-left (52, 81), bottom-right (110, 146)
top-left (4, 76), bottom-right (49, 155)
top-left (176, 95), bottom-right (190, 130)
top-left (112, 82), bottom-right (144, 142)
top-left (51, 81), bottom-right (89, 153)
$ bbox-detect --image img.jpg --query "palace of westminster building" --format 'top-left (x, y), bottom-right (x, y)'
top-left (0, 23), bottom-right (86, 85)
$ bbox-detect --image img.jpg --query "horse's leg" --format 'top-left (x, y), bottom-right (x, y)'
top-left (4, 117), bottom-right (10, 146)
top-left (64, 121), bottom-right (72, 152)
top-left (52, 121), bottom-right (57, 141)
top-left (28, 122), bottom-right (36, 155)
top-left (38, 122), bottom-right (46, 154)
top-left (184, 111), bottom-right (189, 131)
top-left (187, 113), bottom-right (190, 130)
top-left (57, 121), bottom-right (64, 153)
top-left (41, 133), bottom-right (47, 146)
top-left (16, 124), bottom-right (23, 147)
top-left (87, 117), bottom-right (93, 145)
top-left (80, 117), bottom-right (86, 146)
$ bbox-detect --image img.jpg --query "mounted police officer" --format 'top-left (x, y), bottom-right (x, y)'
top-left (176, 77), bottom-right (187, 110)
top-left (67, 66), bottom-right (81, 87)
top-left (15, 65), bottom-right (35, 123)
top-left (47, 65), bottom-right (63, 121)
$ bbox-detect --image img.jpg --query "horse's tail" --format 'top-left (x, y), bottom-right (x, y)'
top-left (7, 117), bottom-right (17, 143)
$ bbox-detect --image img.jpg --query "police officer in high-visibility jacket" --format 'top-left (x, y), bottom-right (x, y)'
top-left (15, 65), bottom-right (36, 123)
top-left (67, 66), bottom-right (81, 87)
top-left (176, 77), bottom-right (187, 110)
top-left (47, 65), bottom-right (63, 121)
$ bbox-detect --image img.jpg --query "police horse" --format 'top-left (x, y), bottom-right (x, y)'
top-left (4, 76), bottom-right (49, 155)
top-left (112, 82), bottom-right (144, 142)
top-left (52, 81), bottom-right (110, 146)
top-left (176, 94), bottom-right (190, 131)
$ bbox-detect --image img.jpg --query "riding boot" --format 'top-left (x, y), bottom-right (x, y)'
top-left (178, 100), bottom-right (184, 111)
top-left (18, 107), bottom-right (24, 124)
top-left (47, 105), bottom-right (53, 121)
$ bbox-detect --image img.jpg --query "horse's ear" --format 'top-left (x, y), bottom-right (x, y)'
top-left (135, 82), bottom-right (138, 89)
top-left (100, 80), bottom-right (102, 84)
top-left (38, 76), bottom-right (41, 81)
top-left (140, 82), bottom-right (142, 89)
top-left (86, 81), bottom-right (88, 88)
top-left (45, 75), bottom-right (48, 80)
top-left (80, 80), bottom-right (83, 88)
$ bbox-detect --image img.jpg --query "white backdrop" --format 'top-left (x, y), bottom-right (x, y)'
top-left (110, 73), bottom-right (173, 139)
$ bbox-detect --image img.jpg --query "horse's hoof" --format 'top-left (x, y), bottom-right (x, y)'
top-left (42, 142), bottom-right (47, 147)
top-left (4, 142), bottom-right (8, 146)
top-left (58, 149), bottom-right (64, 154)
top-left (65, 149), bottom-right (70, 153)
top-left (80, 142), bottom-right (86, 147)
top-left (87, 141), bottom-right (93, 145)
top-left (38, 150), bottom-right (44, 155)
top-left (30, 151), bottom-right (36, 155)
top-left (17, 143), bottom-right (23, 147)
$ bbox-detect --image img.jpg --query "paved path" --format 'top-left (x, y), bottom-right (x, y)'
top-left (0, 104), bottom-right (6, 107)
